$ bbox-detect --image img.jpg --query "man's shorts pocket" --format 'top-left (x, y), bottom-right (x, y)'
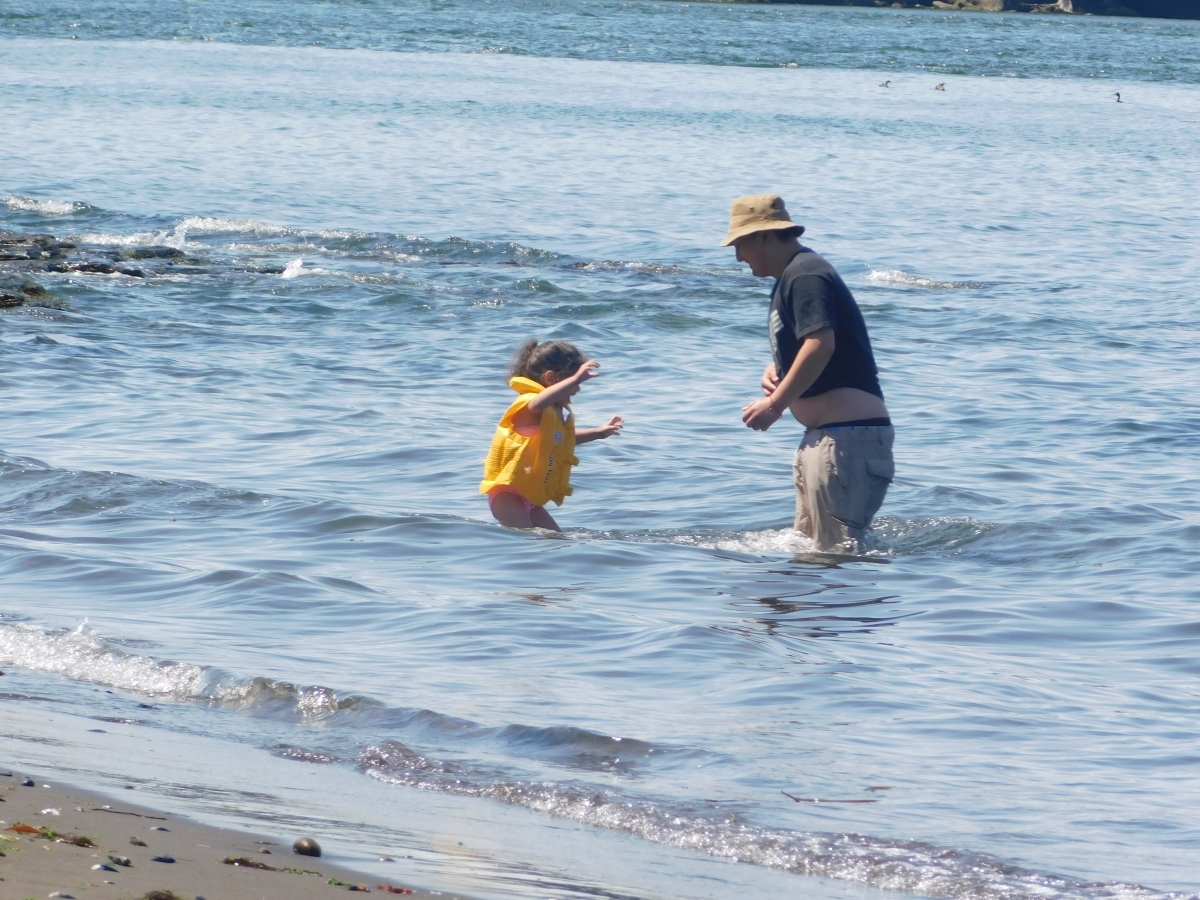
top-left (866, 459), bottom-right (895, 482)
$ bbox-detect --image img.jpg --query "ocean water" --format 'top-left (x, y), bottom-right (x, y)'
top-left (3, 3), bottom-right (1200, 900)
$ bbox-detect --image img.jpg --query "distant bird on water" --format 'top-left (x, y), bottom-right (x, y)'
top-left (1115, 92), bottom-right (1122, 102)
top-left (935, 83), bottom-right (946, 91)
top-left (880, 80), bottom-right (890, 88)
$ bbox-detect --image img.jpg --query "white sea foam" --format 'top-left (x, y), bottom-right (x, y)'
top-left (0, 621), bottom-right (345, 719)
top-left (0, 621), bottom-right (206, 698)
top-left (73, 226), bottom-right (190, 249)
top-left (3, 195), bottom-right (89, 216)
top-left (866, 269), bottom-right (983, 290)
top-left (176, 216), bottom-right (365, 241)
top-left (364, 756), bottom-right (1168, 900)
top-left (75, 230), bottom-right (166, 247)
top-left (706, 528), bottom-right (812, 555)
top-left (176, 215), bottom-right (294, 236)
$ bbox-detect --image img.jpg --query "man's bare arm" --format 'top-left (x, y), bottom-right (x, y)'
top-left (742, 328), bottom-right (835, 431)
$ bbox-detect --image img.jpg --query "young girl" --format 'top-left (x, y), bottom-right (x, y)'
top-left (480, 339), bottom-right (623, 531)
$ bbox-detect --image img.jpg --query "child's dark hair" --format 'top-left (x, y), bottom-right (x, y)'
top-left (510, 339), bottom-right (585, 384)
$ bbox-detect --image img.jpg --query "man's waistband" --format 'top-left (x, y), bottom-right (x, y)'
top-left (809, 417), bottom-right (892, 431)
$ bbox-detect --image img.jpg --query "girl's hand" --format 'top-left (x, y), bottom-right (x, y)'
top-left (572, 360), bottom-right (601, 385)
top-left (597, 415), bottom-right (623, 438)
top-left (530, 360), bottom-right (601, 413)
top-left (576, 416), bottom-right (623, 444)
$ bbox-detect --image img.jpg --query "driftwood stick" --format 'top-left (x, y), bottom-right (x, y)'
top-left (781, 790), bottom-right (877, 804)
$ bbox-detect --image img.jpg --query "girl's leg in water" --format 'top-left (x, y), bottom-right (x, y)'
top-left (529, 505), bottom-right (562, 532)
top-left (491, 492), bottom-right (562, 531)
top-left (491, 491), bottom-right (534, 528)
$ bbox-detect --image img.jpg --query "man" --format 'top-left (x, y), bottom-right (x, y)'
top-left (723, 193), bottom-right (894, 551)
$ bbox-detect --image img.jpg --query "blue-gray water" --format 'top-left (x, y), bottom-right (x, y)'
top-left (2, 3), bottom-right (1200, 899)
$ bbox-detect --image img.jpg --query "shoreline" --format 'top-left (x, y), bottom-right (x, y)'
top-left (0, 769), bottom-right (465, 900)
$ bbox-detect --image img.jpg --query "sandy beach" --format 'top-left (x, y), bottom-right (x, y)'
top-left (0, 769), bottom-right (461, 900)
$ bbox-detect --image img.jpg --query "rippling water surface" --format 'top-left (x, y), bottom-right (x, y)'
top-left (2, 3), bottom-right (1200, 899)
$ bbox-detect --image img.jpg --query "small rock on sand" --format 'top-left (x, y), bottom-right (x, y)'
top-left (293, 836), bottom-right (321, 857)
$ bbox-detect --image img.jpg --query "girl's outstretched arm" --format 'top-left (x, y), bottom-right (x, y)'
top-left (526, 360), bottom-right (600, 414)
top-left (576, 416), bottom-right (623, 444)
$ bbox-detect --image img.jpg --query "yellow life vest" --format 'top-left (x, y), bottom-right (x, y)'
top-left (480, 376), bottom-right (579, 507)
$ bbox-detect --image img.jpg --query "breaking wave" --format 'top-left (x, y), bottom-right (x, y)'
top-left (362, 742), bottom-right (1183, 900)
top-left (3, 195), bottom-right (93, 216)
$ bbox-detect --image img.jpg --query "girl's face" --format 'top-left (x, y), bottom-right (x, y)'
top-left (540, 369), bottom-right (580, 405)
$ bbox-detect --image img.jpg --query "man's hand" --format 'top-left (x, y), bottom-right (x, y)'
top-left (742, 396), bottom-right (782, 431)
top-left (761, 362), bottom-right (780, 396)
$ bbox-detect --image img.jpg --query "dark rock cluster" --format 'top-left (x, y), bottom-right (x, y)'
top-left (1, 229), bottom-right (185, 310)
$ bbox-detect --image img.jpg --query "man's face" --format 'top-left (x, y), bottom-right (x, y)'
top-left (733, 232), bottom-right (771, 277)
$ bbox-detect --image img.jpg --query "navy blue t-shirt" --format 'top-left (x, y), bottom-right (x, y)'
top-left (769, 247), bottom-right (883, 400)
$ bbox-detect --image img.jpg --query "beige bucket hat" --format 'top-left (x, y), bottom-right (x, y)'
top-left (720, 193), bottom-right (804, 247)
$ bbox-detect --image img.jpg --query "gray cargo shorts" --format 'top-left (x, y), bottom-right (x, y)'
top-left (793, 424), bottom-right (895, 550)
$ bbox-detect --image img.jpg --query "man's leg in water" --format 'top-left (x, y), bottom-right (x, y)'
top-left (795, 427), bottom-right (894, 551)
top-left (792, 447), bottom-right (815, 542)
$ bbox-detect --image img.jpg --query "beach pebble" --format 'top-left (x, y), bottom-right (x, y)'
top-left (150, 825), bottom-right (169, 831)
top-left (21, 777), bottom-right (34, 786)
top-left (151, 854), bottom-right (176, 863)
top-left (130, 836), bottom-right (148, 846)
top-left (108, 854), bottom-right (133, 867)
top-left (92, 863), bottom-right (118, 872)
top-left (293, 836), bottom-right (321, 857)
top-left (258, 847), bottom-right (272, 854)
top-left (49, 893), bottom-right (75, 899)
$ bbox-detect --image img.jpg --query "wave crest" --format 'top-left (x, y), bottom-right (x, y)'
top-left (867, 269), bottom-right (986, 290)
top-left (3, 195), bottom-right (92, 216)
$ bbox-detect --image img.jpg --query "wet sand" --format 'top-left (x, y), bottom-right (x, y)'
top-left (0, 769), bottom-right (462, 900)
